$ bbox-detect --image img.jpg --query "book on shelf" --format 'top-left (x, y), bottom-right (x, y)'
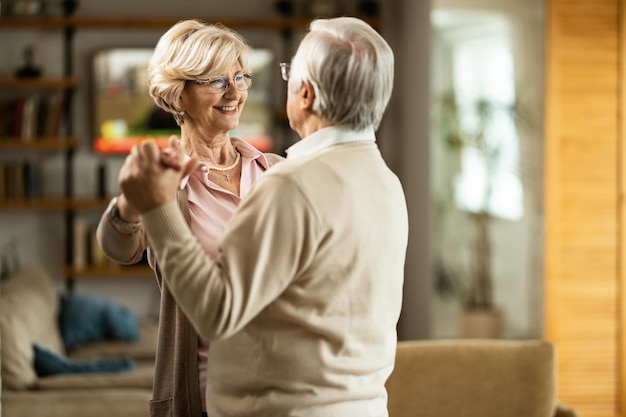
top-left (36, 97), bottom-right (50, 138)
top-left (22, 162), bottom-right (42, 198)
top-left (2, 161), bottom-right (24, 198)
top-left (72, 221), bottom-right (113, 270)
top-left (0, 160), bottom-right (42, 199)
top-left (13, 96), bottom-right (25, 139)
top-left (44, 96), bottom-right (66, 139)
top-left (0, 163), bottom-right (4, 199)
top-left (72, 216), bottom-right (88, 270)
top-left (89, 226), bottom-right (109, 268)
top-left (0, 98), bottom-right (19, 140)
top-left (21, 95), bottom-right (39, 141)
top-left (0, 95), bottom-right (65, 141)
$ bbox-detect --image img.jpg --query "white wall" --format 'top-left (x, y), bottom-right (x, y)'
top-left (0, 0), bottom-right (435, 339)
top-left (384, 0), bottom-right (433, 340)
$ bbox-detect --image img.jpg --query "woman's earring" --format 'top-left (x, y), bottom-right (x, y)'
top-left (178, 110), bottom-right (185, 116)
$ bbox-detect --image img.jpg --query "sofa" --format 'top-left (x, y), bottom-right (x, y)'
top-left (386, 339), bottom-right (579, 417)
top-left (1, 265), bottom-right (158, 417)
top-left (1, 265), bottom-right (579, 417)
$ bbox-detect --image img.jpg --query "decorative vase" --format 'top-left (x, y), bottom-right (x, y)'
top-left (460, 308), bottom-right (502, 339)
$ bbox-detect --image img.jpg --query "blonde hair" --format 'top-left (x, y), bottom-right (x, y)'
top-left (147, 19), bottom-right (252, 125)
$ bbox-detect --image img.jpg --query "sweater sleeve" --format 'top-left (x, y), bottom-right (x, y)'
top-left (141, 174), bottom-right (319, 341)
top-left (95, 209), bottom-right (148, 265)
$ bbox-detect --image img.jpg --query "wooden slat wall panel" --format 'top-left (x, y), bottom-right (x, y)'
top-left (619, 0), bottom-right (626, 412)
top-left (544, 0), bottom-right (621, 416)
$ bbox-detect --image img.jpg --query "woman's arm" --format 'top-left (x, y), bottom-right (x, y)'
top-left (96, 194), bottom-right (148, 265)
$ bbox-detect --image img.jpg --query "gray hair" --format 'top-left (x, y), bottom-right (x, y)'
top-left (147, 19), bottom-right (251, 125)
top-left (289, 17), bottom-right (394, 131)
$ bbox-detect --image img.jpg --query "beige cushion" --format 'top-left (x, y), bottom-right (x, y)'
top-left (34, 363), bottom-right (154, 390)
top-left (1, 266), bottom-right (64, 389)
top-left (3, 389), bottom-right (153, 417)
top-left (386, 339), bottom-right (556, 417)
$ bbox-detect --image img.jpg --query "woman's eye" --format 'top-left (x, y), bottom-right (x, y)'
top-left (210, 78), bottom-right (228, 89)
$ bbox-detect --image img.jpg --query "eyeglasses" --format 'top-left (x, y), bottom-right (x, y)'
top-left (279, 63), bottom-right (290, 81)
top-left (194, 73), bottom-right (252, 93)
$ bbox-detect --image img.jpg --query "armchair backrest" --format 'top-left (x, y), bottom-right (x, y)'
top-left (385, 339), bottom-right (556, 417)
top-left (1, 267), bottom-right (64, 389)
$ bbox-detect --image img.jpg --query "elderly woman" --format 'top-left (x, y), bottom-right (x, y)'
top-left (96, 19), bottom-right (282, 417)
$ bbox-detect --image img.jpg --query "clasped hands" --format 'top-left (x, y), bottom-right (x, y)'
top-left (119, 136), bottom-right (199, 214)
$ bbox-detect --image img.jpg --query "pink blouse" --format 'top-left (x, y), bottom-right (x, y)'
top-left (179, 137), bottom-right (274, 412)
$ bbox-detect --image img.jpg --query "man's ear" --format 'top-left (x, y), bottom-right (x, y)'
top-left (298, 81), bottom-right (315, 111)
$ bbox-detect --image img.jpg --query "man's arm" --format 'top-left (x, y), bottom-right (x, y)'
top-left (141, 174), bottom-right (318, 341)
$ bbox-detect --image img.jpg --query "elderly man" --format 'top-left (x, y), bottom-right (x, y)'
top-left (118, 16), bottom-right (408, 417)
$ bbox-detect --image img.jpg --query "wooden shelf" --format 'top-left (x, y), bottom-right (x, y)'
top-left (0, 16), bottom-right (310, 30)
top-left (63, 264), bottom-right (154, 279)
top-left (0, 138), bottom-right (78, 150)
top-left (71, 16), bottom-right (317, 30)
top-left (0, 197), bottom-right (70, 210)
top-left (0, 16), bottom-right (382, 31)
top-left (0, 16), bottom-right (70, 29)
top-left (69, 198), bottom-right (109, 210)
top-left (0, 197), bottom-right (110, 210)
top-left (0, 76), bottom-right (78, 90)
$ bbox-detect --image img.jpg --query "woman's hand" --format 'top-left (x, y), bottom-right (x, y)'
top-left (159, 135), bottom-right (184, 172)
top-left (119, 137), bottom-right (198, 214)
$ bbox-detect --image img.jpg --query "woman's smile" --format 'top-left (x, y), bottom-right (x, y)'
top-left (215, 105), bottom-right (238, 112)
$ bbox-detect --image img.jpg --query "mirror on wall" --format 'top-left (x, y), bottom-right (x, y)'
top-left (429, 0), bottom-right (545, 339)
top-left (90, 47), bottom-right (276, 154)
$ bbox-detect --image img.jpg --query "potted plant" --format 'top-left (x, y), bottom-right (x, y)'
top-left (433, 90), bottom-right (532, 338)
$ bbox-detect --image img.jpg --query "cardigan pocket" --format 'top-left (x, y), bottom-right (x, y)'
top-left (150, 397), bottom-right (173, 417)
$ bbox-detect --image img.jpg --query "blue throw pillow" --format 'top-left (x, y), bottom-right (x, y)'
top-left (33, 343), bottom-right (133, 376)
top-left (105, 301), bottom-right (141, 341)
top-left (59, 293), bottom-right (140, 351)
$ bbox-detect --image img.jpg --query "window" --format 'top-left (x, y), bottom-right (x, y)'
top-left (434, 11), bottom-right (523, 220)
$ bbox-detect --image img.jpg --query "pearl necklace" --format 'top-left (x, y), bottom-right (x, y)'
top-left (207, 151), bottom-right (240, 183)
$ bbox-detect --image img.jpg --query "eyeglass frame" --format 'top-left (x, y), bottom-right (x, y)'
top-left (279, 62), bottom-right (290, 82)
top-left (194, 73), bottom-right (253, 93)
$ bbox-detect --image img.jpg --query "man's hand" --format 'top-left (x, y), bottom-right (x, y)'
top-left (118, 137), bottom-right (198, 214)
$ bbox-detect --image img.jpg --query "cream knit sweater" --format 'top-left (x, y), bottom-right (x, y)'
top-left (142, 140), bottom-right (409, 417)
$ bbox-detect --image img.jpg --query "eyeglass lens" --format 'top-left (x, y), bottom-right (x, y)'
top-left (198, 74), bottom-right (252, 93)
top-left (279, 63), bottom-right (290, 81)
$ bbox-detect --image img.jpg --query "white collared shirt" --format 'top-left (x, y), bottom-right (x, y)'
top-left (286, 125), bottom-right (376, 160)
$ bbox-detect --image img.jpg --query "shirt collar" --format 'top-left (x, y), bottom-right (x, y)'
top-left (286, 125), bottom-right (376, 160)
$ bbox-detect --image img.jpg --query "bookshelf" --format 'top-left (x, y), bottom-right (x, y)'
top-left (0, 8), bottom-right (80, 287)
top-left (0, 138), bottom-right (77, 150)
